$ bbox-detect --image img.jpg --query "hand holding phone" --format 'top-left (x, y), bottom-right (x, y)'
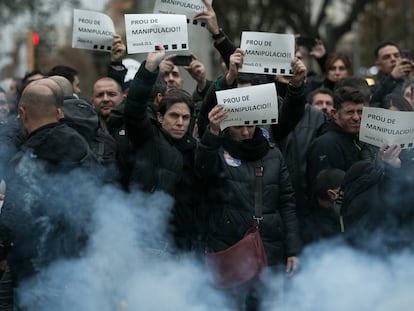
top-left (400, 50), bottom-right (411, 60)
top-left (296, 37), bottom-right (316, 50)
top-left (173, 55), bottom-right (193, 66)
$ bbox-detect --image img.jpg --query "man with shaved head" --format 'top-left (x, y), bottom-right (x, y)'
top-left (91, 77), bottom-right (125, 133)
top-left (48, 75), bottom-right (74, 98)
top-left (18, 79), bottom-right (65, 134)
top-left (0, 78), bottom-right (97, 307)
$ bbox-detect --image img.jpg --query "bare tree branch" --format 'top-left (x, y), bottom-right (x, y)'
top-left (315, 0), bottom-right (330, 29)
top-left (327, 0), bottom-right (377, 50)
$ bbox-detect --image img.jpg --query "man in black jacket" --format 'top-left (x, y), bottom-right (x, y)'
top-left (307, 86), bottom-right (367, 190)
top-left (0, 78), bottom-right (98, 307)
top-left (370, 41), bottom-right (413, 108)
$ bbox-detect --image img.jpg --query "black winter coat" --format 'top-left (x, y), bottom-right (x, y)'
top-left (195, 129), bottom-right (301, 266)
top-left (280, 104), bottom-right (326, 216)
top-left (0, 122), bottom-right (97, 279)
top-left (370, 74), bottom-right (405, 108)
top-left (307, 121), bottom-right (362, 188)
top-left (125, 65), bottom-right (185, 195)
top-left (124, 63), bottom-right (200, 250)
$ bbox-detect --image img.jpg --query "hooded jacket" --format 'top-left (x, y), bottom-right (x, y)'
top-left (0, 122), bottom-right (97, 278)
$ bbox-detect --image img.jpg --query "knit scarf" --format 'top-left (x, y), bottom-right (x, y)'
top-left (221, 128), bottom-right (269, 161)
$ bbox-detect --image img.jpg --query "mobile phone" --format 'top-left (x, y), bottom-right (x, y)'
top-left (173, 55), bottom-right (192, 66)
top-left (296, 37), bottom-right (316, 49)
top-left (400, 49), bottom-right (411, 60)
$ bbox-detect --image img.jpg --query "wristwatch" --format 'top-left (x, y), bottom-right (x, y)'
top-left (212, 28), bottom-right (225, 40)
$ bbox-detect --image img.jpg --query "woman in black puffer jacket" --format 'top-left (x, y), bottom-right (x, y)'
top-left (195, 103), bottom-right (301, 310)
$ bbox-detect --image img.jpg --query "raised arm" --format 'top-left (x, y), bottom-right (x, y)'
top-left (272, 57), bottom-right (307, 143)
top-left (125, 48), bottom-right (165, 146)
top-left (193, 0), bottom-right (236, 69)
top-left (107, 34), bottom-right (128, 90)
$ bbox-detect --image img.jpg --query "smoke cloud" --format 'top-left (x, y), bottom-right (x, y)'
top-left (14, 178), bottom-right (229, 310)
top-left (1, 140), bottom-right (413, 310)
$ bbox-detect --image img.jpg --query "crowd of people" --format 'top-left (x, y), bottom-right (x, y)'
top-left (0, 0), bottom-right (413, 310)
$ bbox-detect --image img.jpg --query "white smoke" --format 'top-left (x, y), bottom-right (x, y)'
top-left (265, 240), bottom-right (414, 310)
top-left (16, 181), bottom-right (229, 310)
top-left (5, 159), bottom-right (414, 310)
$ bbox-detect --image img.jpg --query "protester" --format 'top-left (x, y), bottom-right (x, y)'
top-left (337, 159), bottom-right (382, 237)
top-left (382, 93), bottom-right (413, 111)
top-left (305, 52), bottom-right (353, 97)
top-left (0, 78), bottom-right (98, 309)
top-left (195, 96), bottom-right (301, 311)
top-left (5, 77), bottom-right (20, 103)
top-left (300, 168), bottom-right (345, 246)
top-left (360, 93), bottom-right (413, 169)
top-left (124, 47), bottom-right (200, 252)
top-left (91, 77), bottom-right (125, 134)
top-left (197, 48), bottom-right (307, 140)
top-left (341, 143), bottom-right (414, 253)
top-left (370, 41), bottom-right (414, 107)
top-left (306, 86), bottom-right (367, 189)
top-left (107, 34), bottom-right (129, 93)
top-left (0, 88), bottom-right (22, 179)
top-left (308, 87), bottom-right (335, 117)
top-left (17, 70), bottom-right (45, 102)
top-left (192, 44), bottom-right (305, 309)
top-left (280, 88), bottom-right (328, 218)
top-left (48, 65), bottom-right (81, 97)
top-left (334, 76), bottom-right (372, 104)
top-left (0, 90), bottom-right (11, 123)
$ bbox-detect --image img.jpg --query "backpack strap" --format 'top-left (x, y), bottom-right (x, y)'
top-left (253, 159), bottom-right (264, 225)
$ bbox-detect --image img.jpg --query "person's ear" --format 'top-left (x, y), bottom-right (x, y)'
top-left (327, 188), bottom-right (338, 201)
top-left (18, 106), bottom-right (26, 121)
top-left (331, 108), bottom-right (338, 119)
top-left (156, 93), bottom-right (163, 105)
top-left (56, 108), bottom-right (64, 120)
top-left (157, 111), bottom-right (163, 124)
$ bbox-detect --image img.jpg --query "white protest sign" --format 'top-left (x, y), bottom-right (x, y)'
top-left (125, 14), bottom-right (188, 54)
top-left (153, 0), bottom-right (212, 27)
top-left (215, 83), bottom-right (278, 130)
top-left (360, 107), bottom-right (414, 149)
top-left (72, 9), bottom-right (115, 52)
top-left (239, 32), bottom-right (295, 76)
top-left (122, 58), bottom-right (141, 82)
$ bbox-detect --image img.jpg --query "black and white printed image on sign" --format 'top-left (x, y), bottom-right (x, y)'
top-left (125, 14), bottom-right (188, 54)
top-left (360, 107), bottom-right (414, 149)
top-left (239, 32), bottom-right (295, 76)
top-left (154, 0), bottom-right (212, 27)
top-left (215, 83), bottom-right (278, 131)
top-left (72, 9), bottom-right (115, 52)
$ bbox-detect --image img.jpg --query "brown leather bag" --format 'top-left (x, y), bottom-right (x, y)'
top-left (205, 160), bottom-right (268, 288)
top-left (205, 224), bottom-right (268, 288)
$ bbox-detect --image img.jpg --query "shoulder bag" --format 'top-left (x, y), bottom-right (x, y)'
top-left (205, 160), bottom-right (268, 288)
